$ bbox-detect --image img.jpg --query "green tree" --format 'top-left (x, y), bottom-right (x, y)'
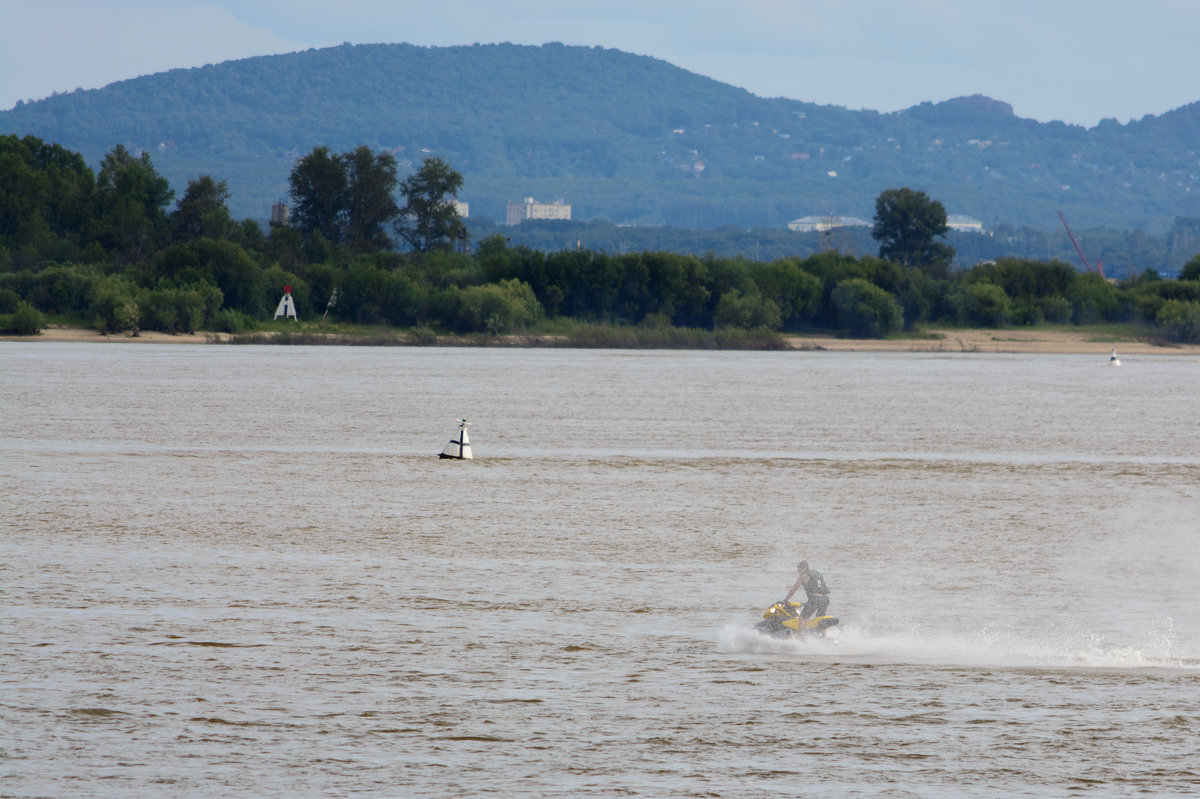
top-left (397, 157), bottom-right (465, 253)
top-left (1181, 254), bottom-right (1200, 282)
top-left (831, 277), bottom-right (903, 337)
top-left (287, 145), bottom-right (401, 253)
top-left (749, 259), bottom-right (822, 328)
top-left (264, 224), bottom-right (305, 271)
top-left (171, 175), bottom-right (235, 242)
top-left (155, 238), bottom-right (265, 315)
top-left (1156, 299), bottom-right (1200, 342)
top-left (139, 284), bottom-right (222, 334)
top-left (871, 188), bottom-right (955, 276)
top-left (1, 301), bottom-right (45, 335)
top-left (288, 146), bottom-right (346, 245)
top-left (89, 275), bottom-right (141, 332)
top-left (343, 146), bottom-right (400, 253)
top-left (713, 289), bottom-right (781, 330)
top-left (636, 251), bottom-right (711, 326)
top-left (446, 278), bottom-right (542, 333)
top-left (335, 257), bottom-right (395, 325)
top-left (1067, 272), bottom-right (1122, 323)
top-left (20, 264), bottom-right (97, 315)
top-left (0, 286), bottom-right (19, 313)
top-left (0, 135), bottom-right (94, 260)
top-left (0, 136), bottom-right (48, 247)
top-left (87, 145), bottom-right (173, 261)
top-left (953, 282), bottom-right (1013, 327)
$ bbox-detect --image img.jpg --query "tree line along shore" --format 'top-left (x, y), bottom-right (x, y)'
top-left (2, 135), bottom-right (1199, 346)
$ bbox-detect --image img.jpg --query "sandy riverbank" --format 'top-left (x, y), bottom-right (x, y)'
top-left (2, 326), bottom-right (233, 345)
top-left (786, 328), bottom-right (1200, 355)
top-left (5, 324), bottom-right (1199, 355)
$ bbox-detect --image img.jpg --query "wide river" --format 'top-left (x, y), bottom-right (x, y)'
top-left (2, 342), bottom-right (1199, 798)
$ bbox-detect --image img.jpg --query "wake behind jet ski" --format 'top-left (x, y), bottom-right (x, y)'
top-left (756, 599), bottom-right (840, 638)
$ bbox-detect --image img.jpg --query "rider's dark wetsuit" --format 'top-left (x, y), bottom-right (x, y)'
top-left (800, 569), bottom-right (830, 619)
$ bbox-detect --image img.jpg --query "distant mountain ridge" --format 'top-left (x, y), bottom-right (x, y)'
top-left (2, 42), bottom-right (1197, 231)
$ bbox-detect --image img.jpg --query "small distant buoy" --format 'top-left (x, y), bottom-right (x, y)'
top-left (1108, 348), bottom-right (1121, 367)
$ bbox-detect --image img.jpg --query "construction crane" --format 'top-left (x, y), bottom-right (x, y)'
top-left (1057, 212), bottom-right (1106, 278)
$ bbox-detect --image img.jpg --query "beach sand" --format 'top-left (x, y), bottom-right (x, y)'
top-left (5, 324), bottom-right (1199, 355)
top-left (785, 328), bottom-right (1200, 355)
top-left (3, 326), bottom-right (233, 345)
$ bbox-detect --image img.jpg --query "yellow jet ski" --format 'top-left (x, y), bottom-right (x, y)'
top-left (755, 600), bottom-right (840, 638)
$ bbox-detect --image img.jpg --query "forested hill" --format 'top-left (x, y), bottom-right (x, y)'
top-left (2, 42), bottom-right (1197, 231)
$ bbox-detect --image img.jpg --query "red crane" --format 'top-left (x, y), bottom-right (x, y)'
top-left (1057, 212), bottom-right (1106, 278)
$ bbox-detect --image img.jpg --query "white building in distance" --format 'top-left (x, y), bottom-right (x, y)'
top-left (787, 215), bottom-right (871, 233)
top-left (507, 197), bottom-right (571, 226)
top-left (946, 214), bottom-right (985, 233)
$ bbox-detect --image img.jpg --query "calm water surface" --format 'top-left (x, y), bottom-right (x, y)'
top-left (3, 343), bottom-right (1199, 798)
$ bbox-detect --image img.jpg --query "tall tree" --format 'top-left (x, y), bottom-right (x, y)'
top-left (871, 188), bottom-right (954, 276)
top-left (343, 145), bottom-right (400, 253)
top-left (0, 135), bottom-right (95, 251)
top-left (88, 144), bottom-right (174, 261)
top-left (287, 145), bottom-right (401, 253)
top-left (171, 175), bottom-right (235, 242)
top-left (0, 135), bottom-right (52, 245)
top-left (397, 157), bottom-right (465, 253)
top-left (288, 146), bottom-right (346, 245)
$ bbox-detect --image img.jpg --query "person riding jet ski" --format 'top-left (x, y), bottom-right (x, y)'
top-left (757, 561), bottom-right (838, 638)
top-left (784, 560), bottom-right (830, 621)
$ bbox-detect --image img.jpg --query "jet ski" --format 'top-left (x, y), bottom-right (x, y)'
top-left (755, 600), bottom-right (840, 638)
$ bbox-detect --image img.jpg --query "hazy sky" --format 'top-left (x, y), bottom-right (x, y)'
top-left (2, 0), bottom-right (1197, 127)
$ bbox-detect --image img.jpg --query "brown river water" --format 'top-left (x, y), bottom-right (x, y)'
top-left (3, 343), bottom-right (1199, 798)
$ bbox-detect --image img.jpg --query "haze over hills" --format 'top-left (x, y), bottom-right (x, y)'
top-left (2, 42), bottom-right (1197, 232)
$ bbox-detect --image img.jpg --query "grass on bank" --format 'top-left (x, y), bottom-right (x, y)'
top-left (222, 318), bottom-right (790, 349)
top-left (916, 322), bottom-right (1173, 345)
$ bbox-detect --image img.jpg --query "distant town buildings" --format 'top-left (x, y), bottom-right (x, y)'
top-left (270, 202), bottom-right (290, 227)
top-left (787, 215), bottom-right (871, 233)
top-left (506, 197), bottom-right (571, 226)
top-left (946, 214), bottom-right (985, 233)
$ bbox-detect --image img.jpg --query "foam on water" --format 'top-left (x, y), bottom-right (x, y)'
top-left (718, 617), bottom-right (1200, 671)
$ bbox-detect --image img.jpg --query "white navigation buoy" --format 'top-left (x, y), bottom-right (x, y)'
top-left (1108, 348), bottom-right (1121, 367)
top-left (439, 419), bottom-right (473, 460)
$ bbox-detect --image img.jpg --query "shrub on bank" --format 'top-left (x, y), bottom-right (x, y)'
top-left (1156, 300), bottom-right (1200, 343)
top-left (564, 322), bottom-right (787, 349)
top-left (0, 302), bottom-right (46, 335)
top-left (831, 278), bottom-right (904, 338)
